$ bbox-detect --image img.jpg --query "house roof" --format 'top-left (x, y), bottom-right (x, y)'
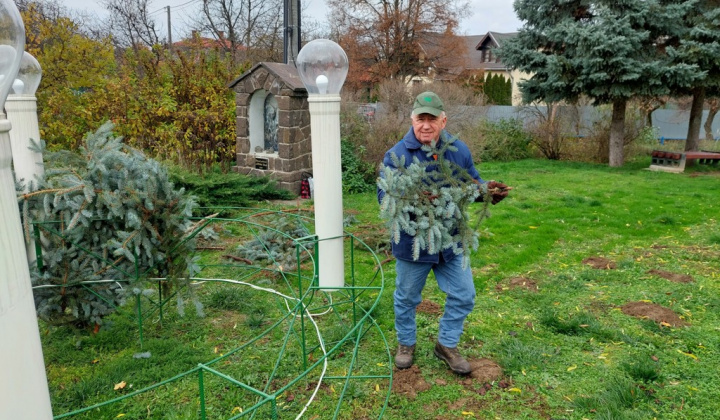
top-left (172, 31), bottom-right (246, 51)
top-left (173, 36), bottom-right (234, 50)
top-left (475, 31), bottom-right (518, 50)
top-left (227, 62), bottom-right (306, 92)
top-left (463, 35), bottom-right (486, 69)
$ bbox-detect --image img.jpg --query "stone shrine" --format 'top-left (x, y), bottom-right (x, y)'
top-left (229, 62), bottom-right (310, 193)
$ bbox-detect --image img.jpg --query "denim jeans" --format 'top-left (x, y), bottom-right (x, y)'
top-left (393, 256), bottom-right (476, 348)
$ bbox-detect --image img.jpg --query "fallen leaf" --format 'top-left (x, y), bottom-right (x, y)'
top-left (116, 414), bottom-right (125, 418)
top-left (676, 349), bottom-right (698, 360)
top-left (508, 387), bottom-right (522, 393)
top-left (567, 365), bottom-right (577, 372)
top-left (114, 381), bottom-right (126, 391)
top-left (461, 411), bottom-right (475, 416)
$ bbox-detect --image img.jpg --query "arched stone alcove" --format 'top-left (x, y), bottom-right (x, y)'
top-left (229, 62), bottom-right (311, 194)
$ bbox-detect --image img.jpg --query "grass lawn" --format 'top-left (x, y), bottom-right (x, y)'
top-left (41, 157), bottom-right (720, 419)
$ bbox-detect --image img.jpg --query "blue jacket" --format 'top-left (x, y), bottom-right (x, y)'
top-left (377, 127), bottom-right (484, 263)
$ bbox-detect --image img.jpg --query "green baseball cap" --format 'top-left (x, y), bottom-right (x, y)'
top-left (412, 91), bottom-right (445, 116)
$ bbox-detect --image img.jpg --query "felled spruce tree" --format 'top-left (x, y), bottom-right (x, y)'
top-left (377, 133), bottom-right (490, 267)
top-left (20, 122), bottom-right (201, 326)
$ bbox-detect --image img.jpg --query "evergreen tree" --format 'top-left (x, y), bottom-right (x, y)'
top-left (499, 0), bottom-right (703, 166)
top-left (483, 73), bottom-right (512, 105)
top-left (505, 78), bottom-right (513, 105)
top-left (20, 123), bottom-right (201, 326)
top-left (670, 1), bottom-right (720, 152)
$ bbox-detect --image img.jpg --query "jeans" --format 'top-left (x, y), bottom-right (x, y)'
top-left (393, 256), bottom-right (476, 348)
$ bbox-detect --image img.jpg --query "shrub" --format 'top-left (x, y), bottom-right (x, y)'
top-left (168, 164), bottom-right (293, 209)
top-left (341, 140), bottom-right (377, 194)
top-left (576, 104), bottom-right (651, 163)
top-left (475, 118), bottom-right (533, 162)
top-left (523, 104), bottom-right (583, 160)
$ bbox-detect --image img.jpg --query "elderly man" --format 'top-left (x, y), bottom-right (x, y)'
top-left (377, 91), bottom-right (508, 374)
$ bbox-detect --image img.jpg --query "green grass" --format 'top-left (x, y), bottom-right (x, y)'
top-left (40, 157), bottom-right (720, 419)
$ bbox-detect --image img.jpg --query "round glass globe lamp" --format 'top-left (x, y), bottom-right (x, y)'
top-left (296, 39), bottom-right (348, 95)
top-left (12, 52), bottom-right (42, 96)
top-left (0, 0), bottom-right (25, 108)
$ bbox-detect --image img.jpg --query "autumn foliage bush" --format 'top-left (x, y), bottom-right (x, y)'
top-left (24, 3), bottom-right (249, 172)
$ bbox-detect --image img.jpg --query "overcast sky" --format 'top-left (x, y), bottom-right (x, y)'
top-left (62, 0), bottom-right (523, 39)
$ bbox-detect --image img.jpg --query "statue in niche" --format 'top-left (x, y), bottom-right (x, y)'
top-left (264, 94), bottom-right (279, 153)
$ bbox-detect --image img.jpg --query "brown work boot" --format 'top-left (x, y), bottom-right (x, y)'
top-left (434, 342), bottom-right (471, 375)
top-left (395, 344), bottom-right (415, 369)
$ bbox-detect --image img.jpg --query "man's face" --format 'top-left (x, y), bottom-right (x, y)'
top-left (412, 113), bottom-right (447, 145)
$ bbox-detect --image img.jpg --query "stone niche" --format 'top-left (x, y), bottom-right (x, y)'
top-left (229, 62), bottom-right (310, 194)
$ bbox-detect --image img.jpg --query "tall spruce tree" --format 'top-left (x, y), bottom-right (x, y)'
top-left (670, 1), bottom-right (720, 153)
top-left (500, 0), bottom-right (703, 166)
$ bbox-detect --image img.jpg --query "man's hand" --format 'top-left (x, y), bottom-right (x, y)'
top-left (487, 181), bottom-right (511, 205)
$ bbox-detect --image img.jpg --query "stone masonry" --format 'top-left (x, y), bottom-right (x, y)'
top-left (229, 62), bottom-right (311, 194)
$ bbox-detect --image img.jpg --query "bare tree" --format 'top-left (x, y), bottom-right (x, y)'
top-left (195, 0), bottom-right (284, 63)
top-left (328, 0), bottom-right (469, 90)
top-left (102, 0), bottom-right (161, 51)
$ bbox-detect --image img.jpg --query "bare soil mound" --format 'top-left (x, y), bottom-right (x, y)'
top-left (582, 256), bottom-right (616, 269)
top-left (621, 301), bottom-right (689, 327)
top-left (393, 357), bottom-right (503, 400)
top-left (392, 365), bottom-right (432, 399)
top-left (468, 358), bottom-right (503, 383)
top-left (647, 269), bottom-right (694, 283)
top-left (416, 300), bottom-right (443, 316)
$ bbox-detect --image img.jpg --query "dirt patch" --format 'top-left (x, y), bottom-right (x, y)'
top-left (393, 357), bottom-right (503, 400)
top-left (392, 365), bottom-right (432, 399)
top-left (416, 300), bottom-right (443, 316)
top-left (582, 256), bottom-right (616, 269)
top-left (621, 301), bottom-right (689, 327)
top-left (468, 358), bottom-right (503, 383)
top-left (689, 171), bottom-right (720, 178)
top-left (647, 269), bottom-right (694, 283)
top-left (496, 277), bottom-right (538, 292)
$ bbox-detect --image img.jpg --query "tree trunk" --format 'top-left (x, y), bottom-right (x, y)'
top-left (704, 97), bottom-right (719, 142)
top-left (608, 98), bottom-right (627, 167)
top-left (685, 86), bottom-right (705, 152)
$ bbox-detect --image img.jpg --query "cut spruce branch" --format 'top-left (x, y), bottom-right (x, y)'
top-left (378, 132), bottom-right (495, 267)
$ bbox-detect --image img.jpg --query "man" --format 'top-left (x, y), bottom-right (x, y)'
top-left (377, 91), bottom-right (508, 374)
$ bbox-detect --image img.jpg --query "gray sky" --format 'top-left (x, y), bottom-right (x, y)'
top-left (62, 0), bottom-right (523, 39)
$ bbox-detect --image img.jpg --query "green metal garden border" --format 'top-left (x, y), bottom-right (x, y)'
top-left (32, 208), bottom-right (392, 419)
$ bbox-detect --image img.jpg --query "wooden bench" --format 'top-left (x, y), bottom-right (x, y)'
top-left (649, 150), bottom-right (720, 173)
